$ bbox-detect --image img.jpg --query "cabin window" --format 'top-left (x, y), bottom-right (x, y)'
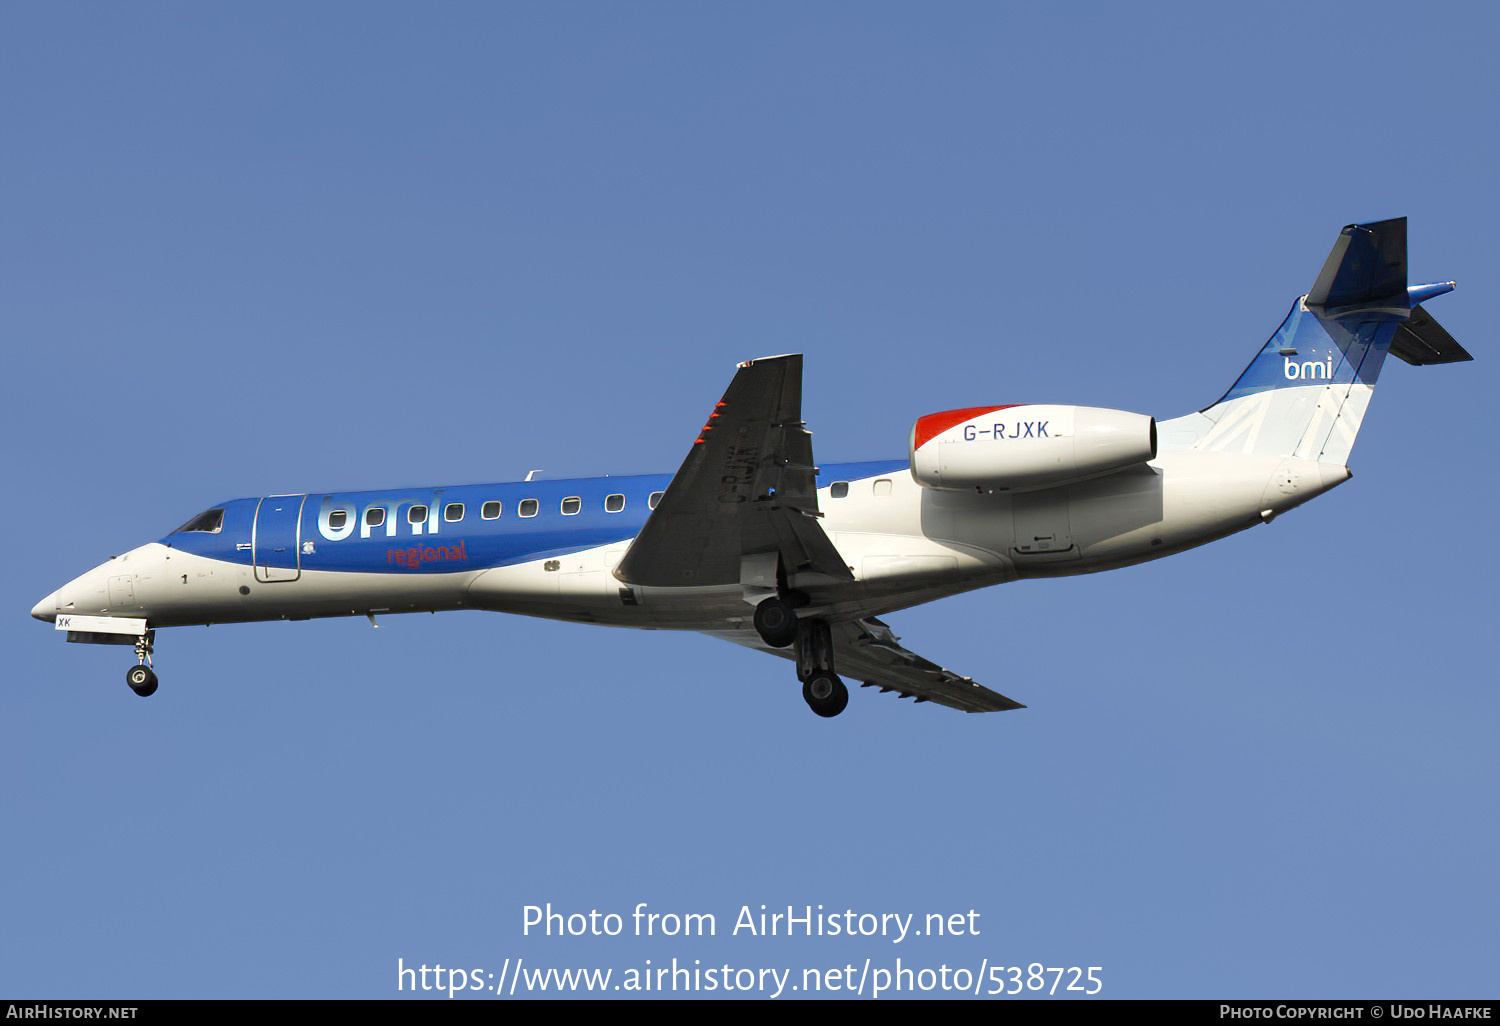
top-left (519, 498), bottom-right (539, 518)
top-left (561, 496), bottom-right (582, 515)
top-left (481, 501), bottom-right (502, 520)
top-left (444, 503), bottom-right (464, 522)
top-left (408, 505), bottom-right (428, 524)
top-left (365, 507), bottom-right (385, 527)
top-left (648, 491), bottom-right (664, 510)
top-left (174, 508), bottom-right (224, 534)
top-left (873, 479), bottom-right (892, 496)
top-left (830, 481), bottom-right (849, 499)
top-left (605, 493), bottom-right (625, 513)
top-left (327, 510), bottom-right (348, 530)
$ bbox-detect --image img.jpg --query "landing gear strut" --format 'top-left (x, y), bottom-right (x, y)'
top-left (127, 630), bottom-right (157, 697)
top-left (795, 619), bottom-right (847, 717)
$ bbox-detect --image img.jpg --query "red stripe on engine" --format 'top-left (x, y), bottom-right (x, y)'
top-left (912, 406), bottom-right (1022, 450)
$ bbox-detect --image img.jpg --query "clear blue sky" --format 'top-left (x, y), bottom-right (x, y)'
top-left (4, 1), bottom-right (1495, 1000)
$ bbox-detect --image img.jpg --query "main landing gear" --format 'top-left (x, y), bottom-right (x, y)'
top-left (795, 618), bottom-right (848, 718)
top-left (752, 595), bottom-right (799, 649)
top-left (752, 592), bottom-right (848, 717)
top-left (802, 672), bottom-right (847, 718)
top-left (126, 631), bottom-right (157, 697)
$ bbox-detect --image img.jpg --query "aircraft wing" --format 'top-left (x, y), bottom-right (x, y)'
top-left (616, 354), bottom-right (852, 587)
top-left (708, 617), bottom-right (1025, 714)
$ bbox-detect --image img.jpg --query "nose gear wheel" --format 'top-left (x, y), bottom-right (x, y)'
top-left (127, 630), bottom-right (157, 697)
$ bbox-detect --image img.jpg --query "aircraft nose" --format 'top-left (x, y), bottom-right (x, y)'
top-left (31, 590), bottom-right (59, 622)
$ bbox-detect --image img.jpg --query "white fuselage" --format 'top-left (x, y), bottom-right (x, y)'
top-left (33, 450), bottom-right (1348, 635)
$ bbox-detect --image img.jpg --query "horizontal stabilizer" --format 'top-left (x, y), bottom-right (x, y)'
top-left (1307, 217), bottom-right (1408, 309)
top-left (1389, 305), bottom-right (1473, 365)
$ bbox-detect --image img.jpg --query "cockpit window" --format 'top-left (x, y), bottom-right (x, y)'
top-left (174, 508), bottom-right (224, 534)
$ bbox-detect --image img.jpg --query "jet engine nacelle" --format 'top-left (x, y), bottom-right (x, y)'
top-left (909, 404), bottom-right (1157, 492)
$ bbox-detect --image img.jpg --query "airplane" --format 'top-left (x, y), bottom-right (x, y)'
top-left (30, 218), bottom-right (1471, 716)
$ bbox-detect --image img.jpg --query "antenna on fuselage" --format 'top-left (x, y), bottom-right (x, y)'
top-left (525, 470), bottom-right (542, 482)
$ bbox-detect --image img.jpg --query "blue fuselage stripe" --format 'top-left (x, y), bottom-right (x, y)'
top-left (159, 460), bottom-right (909, 574)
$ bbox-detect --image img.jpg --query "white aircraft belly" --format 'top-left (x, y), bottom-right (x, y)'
top-left (105, 544), bottom-right (473, 627)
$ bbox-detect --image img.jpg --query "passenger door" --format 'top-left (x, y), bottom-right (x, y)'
top-left (253, 495), bottom-right (306, 582)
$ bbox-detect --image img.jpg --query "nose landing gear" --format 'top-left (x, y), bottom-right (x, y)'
top-left (127, 631), bottom-right (157, 697)
top-left (126, 664), bottom-right (157, 697)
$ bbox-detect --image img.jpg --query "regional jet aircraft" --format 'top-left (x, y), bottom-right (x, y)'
top-left (31, 219), bottom-right (1471, 716)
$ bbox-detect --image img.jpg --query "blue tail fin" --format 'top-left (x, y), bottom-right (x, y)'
top-left (1160, 218), bottom-right (1469, 463)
